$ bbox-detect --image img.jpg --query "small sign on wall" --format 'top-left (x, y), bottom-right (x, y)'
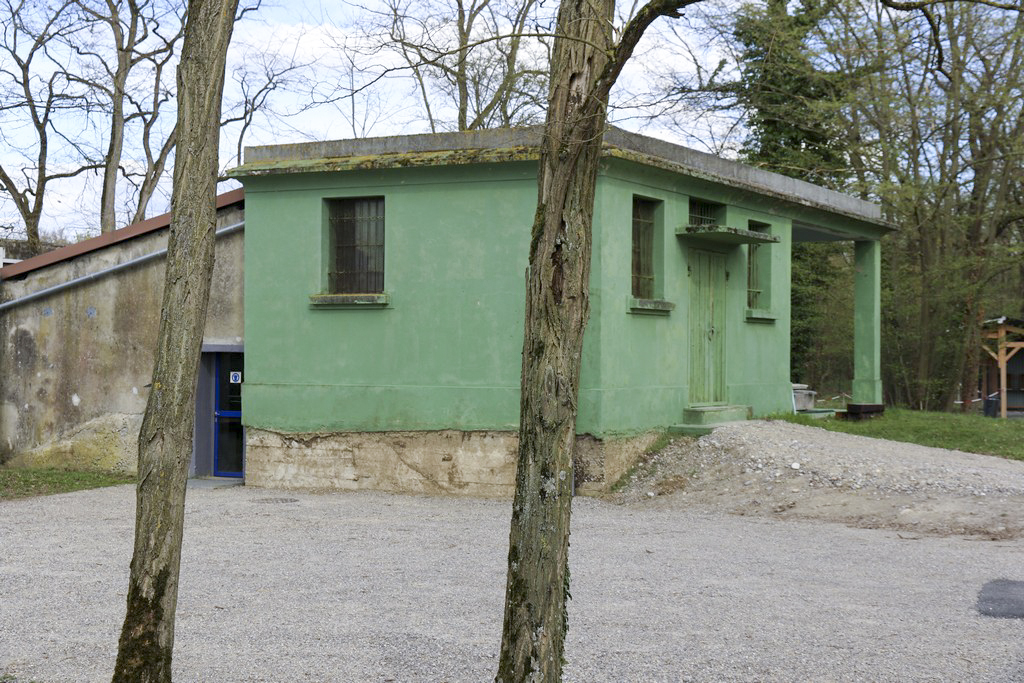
top-left (229, 371), bottom-right (242, 384)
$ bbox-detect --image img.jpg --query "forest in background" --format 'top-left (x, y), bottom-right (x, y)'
top-left (2, 0), bottom-right (1022, 411)
top-left (652, 0), bottom-right (1024, 410)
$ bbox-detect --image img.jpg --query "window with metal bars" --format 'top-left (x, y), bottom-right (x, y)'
top-left (327, 197), bottom-right (385, 294)
top-left (747, 220), bottom-right (770, 309)
top-left (688, 198), bottom-right (723, 226)
top-left (632, 197), bottom-right (657, 299)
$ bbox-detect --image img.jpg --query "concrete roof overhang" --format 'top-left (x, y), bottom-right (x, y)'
top-left (229, 126), bottom-right (893, 238)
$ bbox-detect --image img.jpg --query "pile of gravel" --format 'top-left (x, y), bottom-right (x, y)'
top-left (613, 420), bottom-right (1024, 538)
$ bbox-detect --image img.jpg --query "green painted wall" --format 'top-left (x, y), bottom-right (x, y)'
top-left (587, 160), bottom-right (794, 436)
top-left (241, 154), bottom-right (879, 438)
top-left (243, 162), bottom-right (541, 433)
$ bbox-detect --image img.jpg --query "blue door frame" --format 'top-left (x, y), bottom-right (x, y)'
top-left (213, 352), bottom-right (244, 478)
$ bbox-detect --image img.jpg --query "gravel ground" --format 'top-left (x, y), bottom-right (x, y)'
top-left (2, 421), bottom-right (1024, 682)
top-left (617, 420), bottom-right (1024, 538)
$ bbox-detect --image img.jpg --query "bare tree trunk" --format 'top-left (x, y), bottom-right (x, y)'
top-left (958, 301), bottom-right (984, 412)
top-left (23, 211), bottom-right (41, 251)
top-left (131, 129), bottom-right (177, 226)
top-left (111, 0), bottom-right (238, 680)
top-left (496, 1), bottom-right (694, 679)
top-left (97, 6), bottom-right (132, 234)
top-left (955, 264), bottom-right (986, 412)
top-left (100, 86), bottom-right (126, 233)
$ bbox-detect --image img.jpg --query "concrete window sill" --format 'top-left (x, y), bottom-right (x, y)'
top-left (745, 308), bottom-right (776, 323)
top-left (629, 297), bottom-right (675, 315)
top-left (309, 293), bottom-right (390, 309)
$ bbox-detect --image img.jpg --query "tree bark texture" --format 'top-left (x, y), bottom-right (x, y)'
top-left (494, 1), bottom-right (611, 676)
top-left (496, 1), bottom-right (695, 680)
top-left (111, 0), bottom-right (238, 681)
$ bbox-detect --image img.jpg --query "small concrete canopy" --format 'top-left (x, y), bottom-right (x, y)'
top-left (226, 126), bottom-right (892, 493)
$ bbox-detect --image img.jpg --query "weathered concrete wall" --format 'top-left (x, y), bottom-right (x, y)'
top-left (245, 427), bottom-right (653, 497)
top-left (0, 205), bottom-right (244, 471)
top-left (4, 413), bottom-right (142, 472)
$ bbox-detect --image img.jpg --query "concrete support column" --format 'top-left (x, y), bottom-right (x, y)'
top-left (853, 240), bottom-right (882, 404)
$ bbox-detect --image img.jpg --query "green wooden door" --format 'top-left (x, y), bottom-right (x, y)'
top-left (689, 250), bottom-right (727, 405)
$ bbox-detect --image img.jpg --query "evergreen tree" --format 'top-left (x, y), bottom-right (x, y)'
top-left (733, 0), bottom-right (850, 186)
top-left (732, 0), bottom-right (856, 387)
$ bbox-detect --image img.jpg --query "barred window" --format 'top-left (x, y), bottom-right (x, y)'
top-left (632, 197), bottom-right (657, 299)
top-left (747, 220), bottom-right (771, 309)
top-left (327, 197), bottom-right (385, 294)
top-left (747, 243), bottom-right (763, 309)
top-left (689, 198), bottom-right (723, 226)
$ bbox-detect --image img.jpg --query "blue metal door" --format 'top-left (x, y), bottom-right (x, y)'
top-left (214, 352), bottom-right (244, 477)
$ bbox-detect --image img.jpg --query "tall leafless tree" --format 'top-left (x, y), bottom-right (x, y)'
top-left (0, 0), bottom-right (101, 248)
top-left (361, 0), bottom-right (551, 131)
top-left (68, 0), bottom-right (185, 232)
top-left (1, 0), bottom-right (305, 241)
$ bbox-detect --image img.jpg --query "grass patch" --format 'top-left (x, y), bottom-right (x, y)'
top-left (0, 467), bottom-right (135, 501)
top-left (771, 408), bottom-right (1024, 461)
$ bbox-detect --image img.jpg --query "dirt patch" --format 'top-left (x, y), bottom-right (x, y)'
top-left (610, 420), bottom-right (1024, 539)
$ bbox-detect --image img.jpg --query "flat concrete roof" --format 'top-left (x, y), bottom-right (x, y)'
top-left (230, 126), bottom-right (890, 230)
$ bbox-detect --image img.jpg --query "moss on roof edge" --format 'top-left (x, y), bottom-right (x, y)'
top-left (227, 146), bottom-right (540, 177)
top-left (228, 136), bottom-right (892, 232)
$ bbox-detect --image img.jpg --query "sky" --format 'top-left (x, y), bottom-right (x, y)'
top-left (0, 0), bottom-right (739, 241)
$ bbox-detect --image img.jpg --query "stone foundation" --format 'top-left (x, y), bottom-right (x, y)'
top-left (245, 428), bottom-right (661, 497)
top-left (245, 429), bottom-right (518, 496)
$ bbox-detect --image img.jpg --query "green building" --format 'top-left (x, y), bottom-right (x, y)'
top-left (230, 127), bottom-right (890, 495)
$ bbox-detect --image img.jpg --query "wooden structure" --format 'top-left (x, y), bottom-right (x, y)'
top-left (981, 317), bottom-right (1024, 418)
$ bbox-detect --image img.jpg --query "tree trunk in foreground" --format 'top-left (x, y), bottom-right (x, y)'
top-left (495, 1), bottom-right (611, 679)
top-left (111, 0), bottom-right (238, 680)
top-left (496, 1), bottom-right (697, 680)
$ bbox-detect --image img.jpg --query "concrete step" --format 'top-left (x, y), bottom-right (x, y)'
top-left (682, 405), bottom-right (750, 425)
top-left (667, 423), bottom-right (719, 437)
